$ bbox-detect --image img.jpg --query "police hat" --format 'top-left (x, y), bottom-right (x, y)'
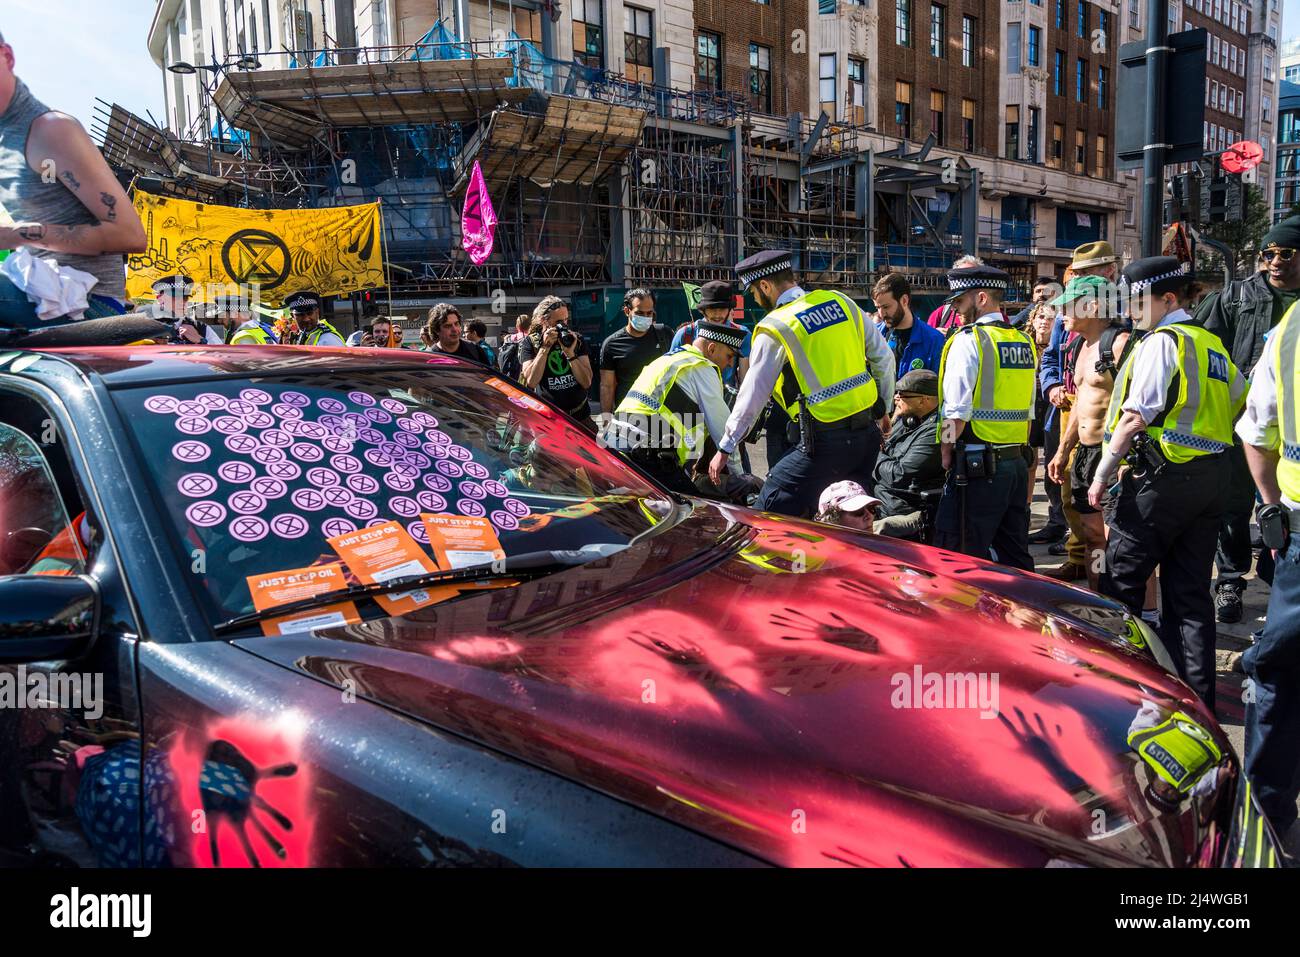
top-left (150, 273), bottom-right (194, 295)
top-left (695, 321), bottom-right (746, 351)
top-left (944, 264), bottom-right (1011, 304)
top-left (735, 250), bottom-right (793, 290)
top-left (284, 290), bottom-right (322, 312)
top-left (697, 280), bottom-right (735, 310)
top-left (1119, 256), bottom-right (1193, 298)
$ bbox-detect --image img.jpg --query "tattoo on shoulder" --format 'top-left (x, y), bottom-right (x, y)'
top-left (101, 192), bottom-right (118, 221)
top-left (60, 169), bottom-right (82, 190)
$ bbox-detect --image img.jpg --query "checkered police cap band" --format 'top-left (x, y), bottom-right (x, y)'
top-left (1123, 262), bottom-right (1191, 294)
top-left (948, 276), bottom-right (1008, 293)
top-left (697, 327), bottom-right (746, 350)
top-left (738, 257), bottom-right (793, 287)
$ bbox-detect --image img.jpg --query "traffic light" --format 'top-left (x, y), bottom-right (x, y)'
top-left (1197, 158), bottom-right (1247, 224)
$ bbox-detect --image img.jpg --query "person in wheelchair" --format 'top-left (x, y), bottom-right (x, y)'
top-left (871, 370), bottom-right (946, 541)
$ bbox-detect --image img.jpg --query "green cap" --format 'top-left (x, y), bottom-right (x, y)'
top-left (1050, 273), bottom-right (1116, 307)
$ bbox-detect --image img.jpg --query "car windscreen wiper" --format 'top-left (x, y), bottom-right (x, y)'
top-left (212, 546), bottom-right (622, 635)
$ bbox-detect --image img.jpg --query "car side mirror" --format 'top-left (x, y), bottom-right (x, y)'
top-left (0, 575), bottom-right (98, 663)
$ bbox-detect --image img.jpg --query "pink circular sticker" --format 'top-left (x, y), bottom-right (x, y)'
top-left (229, 515), bottom-right (269, 542)
top-left (357, 428), bottom-right (384, 445)
top-left (228, 490), bottom-right (267, 515)
top-left (271, 403), bottom-right (303, 420)
top-left (463, 462), bottom-right (490, 480)
top-left (404, 451), bottom-right (431, 470)
top-left (307, 467), bottom-right (340, 488)
top-left (195, 393), bottom-right (227, 410)
top-left (381, 398), bottom-right (407, 415)
top-left (364, 408), bottom-right (392, 425)
top-left (348, 391), bottom-right (375, 407)
top-left (331, 453), bottom-right (362, 475)
top-left (298, 421), bottom-right (327, 441)
top-left (423, 443), bottom-right (449, 460)
top-left (281, 419), bottom-right (305, 436)
top-left (390, 461), bottom-right (419, 479)
top-left (490, 510), bottom-right (520, 531)
top-left (483, 479), bottom-right (509, 498)
top-left (225, 399), bottom-right (257, 417)
top-left (393, 431), bottom-right (421, 450)
top-left (260, 429), bottom-right (292, 448)
top-left (178, 474), bottom-right (217, 498)
top-left (344, 412), bottom-right (369, 428)
top-left (291, 443), bottom-right (324, 463)
top-left (423, 473), bottom-right (452, 493)
top-left (413, 412), bottom-right (438, 428)
top-left (389, 495), bottom-right (420, 518)
top-left (252, 445), bottom-right (286, 465)
top-left (347, 474), bottom-right (380, 495)
top-left (378, 441), bottom-right (405, 458)
top-left (425, 430), bottom-right (451, 445)
top-left (435, 460), bottom-right (464, 478)
top-left (384, 473), bottom-right (416, 492)
top-left (251, 477), bottom-right (288, 499)
top-left (502, 498), bottom-right (530, 518)
top-left (322, 486), bottom-right (353, 508)
top-left (447, 445), bottom-right (472, 462)
top-left (417, 491), bottom-right (447, 512)
top-left (291, 487), bottom-right (326, 512)
top-left (322, 517), bottom-right (358, 538)
top-left (243, 410), bottom-right (275, 430)
top-left (218, 461), bottom-right (256, 484)
top-left (265, 460), bottom-right (302, 481)
top-left (270, 513), bottom-right (309, 539)
top-left (396, 418), bottom-right (422, 433)
top-left (146, 396), bottom-right (178, 414)
top-left (212, 416), bottom-right (247, 435)
top-left (322, 435), bottom-right (353, 454)
top-left (346, 498), bottom-right (378, 520)
top-left (240, 388), bottom-right (273, 406)
top-left (279, 390), bottom-right (310, 407)
top-left (176, 400), bottom-right (207, 418)
top-left (186, 500), bottom-right (227, 527)
top-left (317, 397), bottom-right (346, 414)
top-left (176, 416), bottom-right (211, 435)
top-left (459, 481), bottom-right (486, 500)
top-left (408, 521), bottom-right (430, 543)
top-left (364, 449), bottom-right (393, 468)
top-left (225, 433), bottom-right (259, 456)
top-left (456, 499), bottom-right (486, 518)
top-left (173, 441), bottom-right (212, 465)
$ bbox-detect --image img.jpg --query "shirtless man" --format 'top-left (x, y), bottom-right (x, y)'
top-left (1047, 275), bottom-right (1128, 591)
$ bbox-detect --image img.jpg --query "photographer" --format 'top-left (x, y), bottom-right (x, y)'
top-left (520, 295), bottom-right (595, 431)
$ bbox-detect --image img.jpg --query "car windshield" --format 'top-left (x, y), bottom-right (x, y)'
top-left (111, 368), bottom-right (673, 627)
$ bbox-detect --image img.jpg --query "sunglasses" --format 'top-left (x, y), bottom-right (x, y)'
top-left (1262, 248), bottom-right (1297, 263)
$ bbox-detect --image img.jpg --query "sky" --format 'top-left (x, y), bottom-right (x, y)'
top-left (3, 0), bottom-right (164, 133)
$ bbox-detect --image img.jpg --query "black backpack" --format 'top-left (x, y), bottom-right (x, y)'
top-left (498, 335), bottom-right (524, 381)
top-left (1063, 324), bottom-right (1133, 379)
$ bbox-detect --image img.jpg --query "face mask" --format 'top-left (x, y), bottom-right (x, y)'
top-left (629, 313), bottom-right (653, 332)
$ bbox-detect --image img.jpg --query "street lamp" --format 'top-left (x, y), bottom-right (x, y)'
top-left (166, 61), bottom-right (225, 154)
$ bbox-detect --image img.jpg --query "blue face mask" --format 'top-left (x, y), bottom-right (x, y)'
top-left (629, 313), bottom-right (653, 332)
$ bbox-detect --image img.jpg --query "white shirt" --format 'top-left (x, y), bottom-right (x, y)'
top-left (939, 313), bottom-right (1025, 431)
top-left (306, 327), bottom-right (345, 348)
top-left (1235, 330), bottom-right (1297, 508)
top-left (1120, 308), bottom-right (1190, 424)
top-left (718, 285), bottom-right (896, 452)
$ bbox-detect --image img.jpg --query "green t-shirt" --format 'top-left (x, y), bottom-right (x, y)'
top-left (1270, 284), bottom-right (1300, 327)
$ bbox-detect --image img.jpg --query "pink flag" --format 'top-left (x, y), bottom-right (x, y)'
top-left (461, 161), bottom-right (497, 266)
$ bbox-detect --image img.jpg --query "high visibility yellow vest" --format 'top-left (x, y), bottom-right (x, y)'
top-left (1105, 322), bottom-right (1244, 464)
top-left (229, 322), bottom-right (276, 345)
top-left (753, 289), bottom-right (878, 423)
top-left (1272, 301), bottom-right (1300, 499)
top-left (1126, 711), bottom-right (1223, 794)
top-left (302, 319), bottom-right (344, 346)
top-left (616, 344), bottom-right (717, 466)
top-left (936, 320), bottom-right (1038, 444)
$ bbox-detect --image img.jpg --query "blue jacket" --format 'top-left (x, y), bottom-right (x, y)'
top-left (876, 316), bottom-right (944, 376)
top-left (1038, 315), bottom-right (1069, 431)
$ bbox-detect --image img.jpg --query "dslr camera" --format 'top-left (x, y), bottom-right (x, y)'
top-left (554, 323), bottom-right (577, 349)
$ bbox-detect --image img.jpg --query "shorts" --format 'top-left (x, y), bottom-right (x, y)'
top-left (1071, 443), bottom-right (1104, 514)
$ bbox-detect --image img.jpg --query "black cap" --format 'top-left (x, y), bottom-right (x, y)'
top-left (284, 290), bottom-right (321, 312)
top-left (1120, 256), bottom-right (1193, 297)
top-left (697, 280), bottom-right (735, 310)
top-left (151, 274), bottom-right (194, 294)
top-left (735, 250), bottom-right (793, 290)
top-left (695, 321), bottom-right (746, 351)
top-left (944, 264), bottom-right (1011, 304)
top-left (896, 369), bottom-right (939, 397)
top-left (1262, 216), bottom-right (1300, 250)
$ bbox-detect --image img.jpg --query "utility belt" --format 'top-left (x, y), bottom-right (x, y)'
top-left (954, 442), bottom-right (1028, 481)
top-left (785, 407), bottom-right (873, 441)
top-left (1257, 502), bottom-right (1300, 551)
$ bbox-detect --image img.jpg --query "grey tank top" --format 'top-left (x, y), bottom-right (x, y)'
top-left (0, 79), bottom-right (126, 299)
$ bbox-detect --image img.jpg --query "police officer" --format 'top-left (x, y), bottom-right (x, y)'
top-left (707, 249), bottom-right (896, 517)
top-left (286, 290), bottom-right (345, 346)
top-left (1234, 286), bottom-right (1300, 843)
top-left (933, 263), bottom-right (1037, 569)
top-left (215, 293), bottom-right (279, 345)
top-left (1089, 257), bottom-right (1246, 713)
top-left (612, 321), bottom-right (747, 496)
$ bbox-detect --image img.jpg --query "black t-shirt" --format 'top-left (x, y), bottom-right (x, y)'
top-left (1271, 284), bottom-right (1300, 327)
top-left (430, 340), bottom-right (491, 367)
top-left (600, 324), bottom-right (671, 405)
top-left (519, 332), bottom-right (591, 417)
top-left (884, 322), bottom-right (913, 369)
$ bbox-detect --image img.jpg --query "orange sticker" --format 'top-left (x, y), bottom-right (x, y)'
top-left (484, 376), bottom-right (550, 414)
top-left (246, 562), bottom-right (360, 636)
top-left (421, 513), bottom-right (505, 571)
top-left (327, 520), bottom-right (440, 616)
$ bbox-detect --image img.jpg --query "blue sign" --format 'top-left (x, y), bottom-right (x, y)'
top-left (997, 341), bottom-right (1036, 369)
top-left (1207, 351), bottom-right (1229, 383)
top-left (794, 299), bottom-right (849, 334)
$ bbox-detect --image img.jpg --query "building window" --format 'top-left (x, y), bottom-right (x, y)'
top-left (962, 16), bottom-right (976, 67)
top-left (848, 58), bottom-right (866, 125)
top-left (820, 54), bottom-right (838, 118)
top-left (931, 89), bottom-right (946, 144)
top-left (748, 43), bottom-right (772, 112)
top-left (624, 7), bottom-right (654, 85)
top-left (1051, 122), bottom-right (1064, 168)
top-left (696, 32), bottom-right (721, 91)
top-left (1075, 129), bottom-right (1086, 174)
top-left (1008, 23), bottom-right (1021, 74)
top-left (1028, 26), bottom-right (1040, 67)
top-left (514, 6), bottom-right (542, 43)
top-left (819, 0), bottom-right (837, 12)
top-left (1265, 53), bottom-right (1274, 81)
top-left (1128, 0), bottom-right (1139, 29)
top-left (1076, 58), bottom-right (1087, 102)
top-left (1095, 133), bottom-right (1106, 177)
top-left (573, 0), bottom-right (604, 70)
top-left (1098, 65), bottom-right (1107, 108)
top-left (1056, 0), bottom-right (1065, 30)
top-left (1077, 0), bottom-right (1088, 38)
top-left (1028, 106), bottom-right (1040, 163)
top-left (962, 98), bottom-right (976, 150)
top-left (1006, 104), bottom-right (1020, 160)
top-left (897, 0), bottom-right (912, 46)
top-left (931, 4), bottom-right (946, 58)
top-left (896, 80), bottom-right (913, 138)
top-left (1054, 50), bottom-right (1065, 95)
top-left (1125, 192), bottom-right (1135, 227)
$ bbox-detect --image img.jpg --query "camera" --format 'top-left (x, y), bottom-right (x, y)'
top-left (554, 323), bottom-right (577, 349)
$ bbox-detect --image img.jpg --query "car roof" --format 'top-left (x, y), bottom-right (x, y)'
top-left (18, 345), bottom-right (474, 387)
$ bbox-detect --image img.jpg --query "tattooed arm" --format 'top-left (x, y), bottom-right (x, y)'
top-left (0, 112), bottom-right (146, 255)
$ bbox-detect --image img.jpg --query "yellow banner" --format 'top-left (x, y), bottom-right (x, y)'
top-left (126, 193), bottom-right (385, 306)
